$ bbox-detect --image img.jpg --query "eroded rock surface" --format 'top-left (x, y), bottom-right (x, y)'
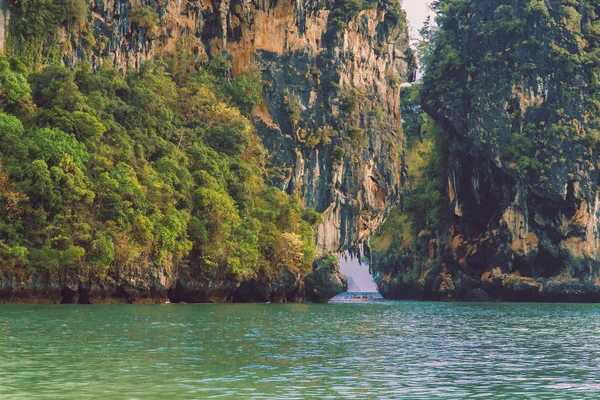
top-left (2, 0), bottom-right (415, 253)
top-left (374, 0), bottom-right (600, 302)
top-left (0, 0), bottom-right (414, 303)
top-left (302, 256), bottom-right (348, 303)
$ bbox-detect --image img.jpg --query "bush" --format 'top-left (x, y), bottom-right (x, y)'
top-left (225, 72), bottom-right (262, 115)
top-left (302, 207), bottom-right (323, 226)
top-left (331, 146), bottom-right (345, 163)
top-left (209, 52), bottom-right (233, 77)
top-left (347, 126), bottom-right (365, 147)
top-left (272, 232), bottom-right (308, 274)
top-left (131, 5), bottom-right (160, 32)
top-left (205, 120), bottom-right (251, 157)
top-left (340, 87), bottom-right (361, 113)
top-left (321, 253), bottom-right (339, 268)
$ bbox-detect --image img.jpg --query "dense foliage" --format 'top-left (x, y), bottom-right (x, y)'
top-left (371, 0), bottom-right (600, 298)
top-left (422, 0), bottom-right (600, 182)
top-left (0, 51), bottom-right (317, 283)
top-left (370, 85), bottom-right (447, 285)
top-left (4, 0), bottom-right (93, 68)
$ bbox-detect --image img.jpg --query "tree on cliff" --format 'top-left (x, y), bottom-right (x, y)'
top-left (0, 50), bottom-right (318, 284)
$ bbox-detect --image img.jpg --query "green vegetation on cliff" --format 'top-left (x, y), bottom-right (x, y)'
top-left (4, 0), bottom-right (93, 68)
top-left (328, 0), bottom-right (407, 33)
top-left (370, 84), bottom-right (447, 290)
top-left (373, 0), bottom-right (600, 302)
top-left (422, 0), bottom-right (600, 182)
top-left (0, 50), bottom-right (317, 284)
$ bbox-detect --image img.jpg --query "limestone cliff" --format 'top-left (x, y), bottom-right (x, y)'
top-left (1, 0), bottom-right (415, 254)
top-left (0, 0), bottom-right (415, 303)
top-left (372, 0), bottom-right (600, 302)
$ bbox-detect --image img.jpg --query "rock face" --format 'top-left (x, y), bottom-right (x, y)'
top-left (1, 0), bottom-right (415, 254)
top-left (0, 256), bottom-right (347, 304)
top-left (231, 268), bottom-right (304, 303)
top-left (0, 264), bottom-right (175, 304)
top-left (251, 4), bottom-right (414, 252)
top-left (302, 256), bottom-right (348, 303)
top-left (230, 256), bottom-right (348, 303)
top-left (375, 0), bottom-right (600, 302)
top-left (0, 0), bottom-right (415, 303)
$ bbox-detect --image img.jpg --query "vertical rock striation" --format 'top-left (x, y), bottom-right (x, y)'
top-left (373, 0), bottom-right (600, 302)
top-left (0, 0), bottom-right (416, 302)
top-left (1, 0), bottom-right (415, 253)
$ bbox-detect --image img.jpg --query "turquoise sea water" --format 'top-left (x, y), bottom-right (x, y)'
top-left (1, 298), bottom-right (599, 399)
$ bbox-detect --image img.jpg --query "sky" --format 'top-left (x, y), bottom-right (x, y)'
top-left (404, 0), bottom-right (436, 41)
top-left (339, 255), bottom-right (378, 292)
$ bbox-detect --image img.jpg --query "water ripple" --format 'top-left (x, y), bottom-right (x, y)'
top-left (0, 301), bottom-right (599, 398)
